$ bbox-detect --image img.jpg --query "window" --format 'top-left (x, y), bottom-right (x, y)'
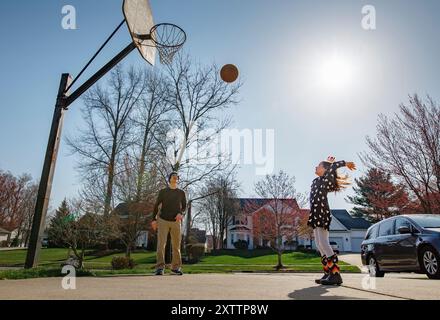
top-left (395, 218), bottom-right (411, 234)
top-left (365, 225), bottom-right (378, 240)
top-left (395, 218), bottom-right (419, 234)
top-left (410, 216), bottom-right (440, 229)
top-left (378, 219), bottom-right (394, 237)
top-left (365, 225), bottom-right (379, 240)
top-left (365, 229), bottom-right (372, 240)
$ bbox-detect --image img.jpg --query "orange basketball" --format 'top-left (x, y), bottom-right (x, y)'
top-left (220, 64), bottom-right (239, 83)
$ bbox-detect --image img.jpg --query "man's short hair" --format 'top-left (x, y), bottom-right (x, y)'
top-left (168, 171), bottom-right (180, 182)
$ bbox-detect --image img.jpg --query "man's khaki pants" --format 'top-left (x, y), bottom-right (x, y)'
top-left (156, 217), bottom-right (182, 270)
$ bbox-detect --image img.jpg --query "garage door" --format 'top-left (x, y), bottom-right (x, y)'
top-left (351, 237), bottom-right (364, 253)
top-left (329, 237), bottom-right (344, 252)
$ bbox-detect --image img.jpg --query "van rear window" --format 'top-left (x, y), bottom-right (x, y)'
top-left (365, 225), bottom-right (378, 240)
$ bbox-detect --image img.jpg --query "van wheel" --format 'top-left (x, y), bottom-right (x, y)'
top-left (420, 247), bottom-right (440, 279)
top-left (368, 256), bottom-right (385, 277)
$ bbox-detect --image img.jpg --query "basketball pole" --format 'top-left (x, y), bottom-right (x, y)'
top-left (25, 42), bottom-right (137, 269)
top-left (25, 74), bottom-right (71, 269)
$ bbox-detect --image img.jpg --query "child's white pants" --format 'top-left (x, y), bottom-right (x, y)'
top-left (313, 227), bottom-right (334, 257)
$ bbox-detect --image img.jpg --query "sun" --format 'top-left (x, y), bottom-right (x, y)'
top-left (315, 52), bottom-right (354, 92)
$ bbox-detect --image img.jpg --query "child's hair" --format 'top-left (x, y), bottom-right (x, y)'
top-left (321, 161), bottom-right (351, 193)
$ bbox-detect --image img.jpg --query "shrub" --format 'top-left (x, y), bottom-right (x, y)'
top-left (111, 256), bottom-right (136, 270)
top-left (255, 245), bottom-right (270, 250)
top-left (186, 243), bottom-right (205, 263)
top-left (0, 241), bottom-right (8, 248)
top-left (10, 238), bottom-right (19, 247)
top-left (233, 240), bottom-right (249, 250)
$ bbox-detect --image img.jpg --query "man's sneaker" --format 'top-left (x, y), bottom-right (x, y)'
top-left (154, 269), bottom-right (164, 276)
top-left (171, 269), bottom-right (183, 276)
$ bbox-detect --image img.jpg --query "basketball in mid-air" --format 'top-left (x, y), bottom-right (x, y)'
top-left (220, 64), bottom-right (239, 83)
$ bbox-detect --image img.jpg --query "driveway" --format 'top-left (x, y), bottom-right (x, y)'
top-left (0, 272), bottom-right (438, 300)
top-left (339, 253), bottom-right (366, 271)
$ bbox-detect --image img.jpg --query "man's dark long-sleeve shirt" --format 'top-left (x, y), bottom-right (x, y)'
top-left (153, 187), bottom-right (187, 222)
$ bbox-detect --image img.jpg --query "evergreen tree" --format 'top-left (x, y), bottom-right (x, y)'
top-left (347, 168), bottom-right (411, 222)
top-left (47, 199), bottom-right (73, 247)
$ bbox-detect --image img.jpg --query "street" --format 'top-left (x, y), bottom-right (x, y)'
top-left (0, 272), bottom-right (438, 300)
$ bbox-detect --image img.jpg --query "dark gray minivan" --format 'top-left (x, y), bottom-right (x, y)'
top-left (361, 215), bottom-right (440, 279)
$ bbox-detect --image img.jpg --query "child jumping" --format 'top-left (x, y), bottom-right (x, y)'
top-left (308, 156), bottom-right (356, 286)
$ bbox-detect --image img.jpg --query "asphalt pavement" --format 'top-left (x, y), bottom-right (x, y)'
top-left (0, 272), bottom-right (438, 300)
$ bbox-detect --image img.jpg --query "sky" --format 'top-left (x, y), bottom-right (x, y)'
top-left (1, 0), bottom-right (440, 213)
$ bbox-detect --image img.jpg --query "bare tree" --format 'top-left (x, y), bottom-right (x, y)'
top-left (112, 154), bottom-right (161, 257)
top-left (253, 171), bottom-right (305, 270)
top-left (0, 171), bottom-right (38, 246)
top-left (67, 66), bottom-right (147, 215)
top-left (113, 201), bottom-right (153, 258)
top-left (361, 94), bottom-right (440, 214)
top-left (16, 182), bottom-right (38, 247)
top-left (297, 214), bottom-right (314, 248)
top-left (160, 53), bottom-right (241, 186)
top-left (107, 69), bottom-right (172, 205)
top-left (48, 198), bottom-right (119, 268)
top-left (130, 70), bottom-right (171, 202)
top-left (197, 170), bottom-right (240, 250)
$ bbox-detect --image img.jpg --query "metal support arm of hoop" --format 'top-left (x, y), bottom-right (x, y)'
top-left (133, 34), bottom-right (152, 41)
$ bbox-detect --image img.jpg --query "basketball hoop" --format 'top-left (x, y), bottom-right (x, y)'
top-left (150, 23), bottom-right (186, 65)
top-left (134, 23), bottom-right (186, 65)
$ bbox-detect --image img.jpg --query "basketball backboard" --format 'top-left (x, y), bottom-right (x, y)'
top-left (123, 0), bottom-right (156, 66)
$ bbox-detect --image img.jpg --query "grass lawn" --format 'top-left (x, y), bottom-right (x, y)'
top-left (199, 250), bottom-right (326, 265)
top-left (0, 248), bottom-right (360, 280)
top-left (0, 248), bottom-right (74, 266)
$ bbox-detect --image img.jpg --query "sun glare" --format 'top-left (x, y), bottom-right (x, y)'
top-left (315, 52), bottom-right (354, 92)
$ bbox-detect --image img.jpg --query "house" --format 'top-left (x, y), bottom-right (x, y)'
top-left (226, 198), bottom-right (304, 250)
top-left (113, 202), bottom-right (152, 249)
top-left (324, 209), bottom-right (371, 253)
top-left (225, 198), bottom-right (371, 253)
top-left (0, 227), bottom-right (31, 248)
top-left (0, 227), bottom-right (11, 245)
top-left (189, 228), bottom-right (207, 244)
top-left (301, 209), bottom-right (371, 253)
top-left (205, 235), bottom-right (214, 252)
top-left (226, 198), bottom-right (260, 250)
top-left (136, 231), bottom-right (149, 249)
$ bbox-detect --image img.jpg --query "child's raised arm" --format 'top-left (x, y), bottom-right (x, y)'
top-left (322, 160), bottom-right (346, 190)
top-left (322, 159), bottom-right (356, 190)
top-left (324, 160), bottom-right (347, 177)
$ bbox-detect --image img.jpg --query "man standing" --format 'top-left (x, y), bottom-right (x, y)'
top-left (151, 172), bottom-right (187, 275)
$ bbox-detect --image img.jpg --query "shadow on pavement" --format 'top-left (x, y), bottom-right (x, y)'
top-left (288, 285), bottom-right (364, 300)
